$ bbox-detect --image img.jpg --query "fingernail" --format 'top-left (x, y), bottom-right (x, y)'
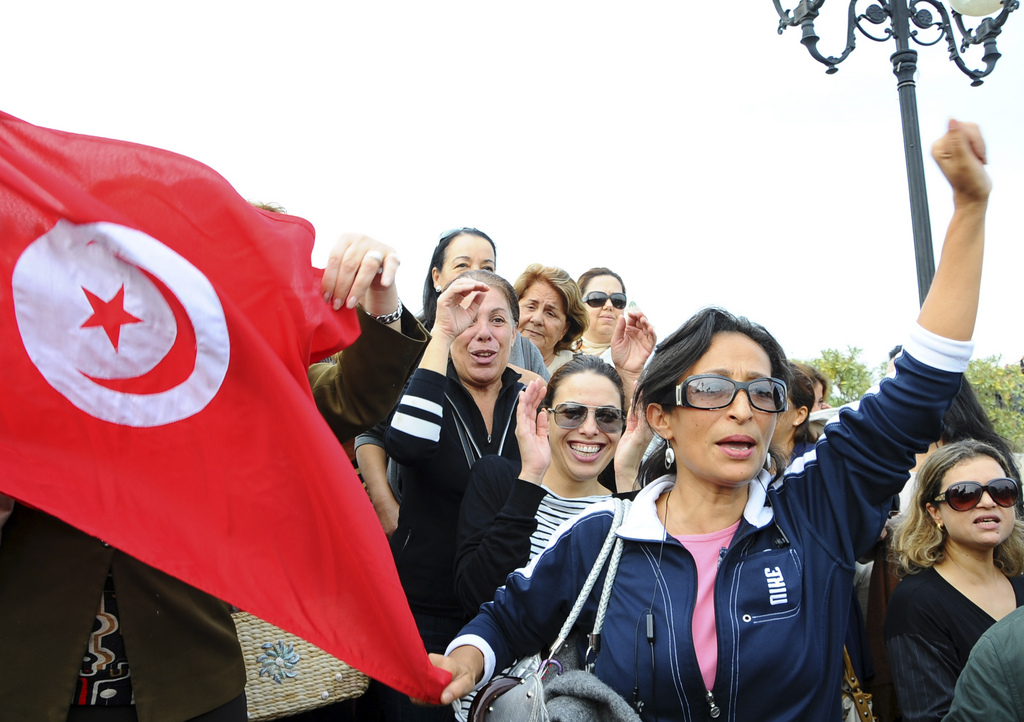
top-left (347, 296), bottom-right (357, 309)
top-left (323, 292), bottom-right (332, 303)
top-left (333, 298), bottom-right (343, 311)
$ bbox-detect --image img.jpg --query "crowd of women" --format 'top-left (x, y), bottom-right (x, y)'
top-left (309, 120), bottom-right (1021, 722)
top-left (3, 120), bottom-right (1020, 722)
top-left (410, 120), bottom-right (1019, 722)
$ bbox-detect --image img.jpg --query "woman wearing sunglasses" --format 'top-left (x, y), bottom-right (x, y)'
top-left (884, 440), bottom-right (1024, 722)
top-left (577, 267), bottom-right (629, 362)
top-left (455, 354), bottom-right (650, 617)
top-left (451, 354), bottom-right (650, 720)
top-left (427, 121), bottom-right (993, 721)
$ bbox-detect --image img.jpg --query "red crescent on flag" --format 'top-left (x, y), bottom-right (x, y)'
top-left (83, 269), bottom-right (199, 395)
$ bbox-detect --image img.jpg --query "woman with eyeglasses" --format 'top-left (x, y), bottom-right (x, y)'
top-left (577, 267), bottom-right (629, 362)
top-left (426, 121), bottom-right (993, 721)
top-left (884, 440), bottom-right (1024, 722)
top-left (451, 354), bottom-right (651, 720)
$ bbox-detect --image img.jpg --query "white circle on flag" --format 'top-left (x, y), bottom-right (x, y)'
top-left (12, 220), bottom-right (230, 427)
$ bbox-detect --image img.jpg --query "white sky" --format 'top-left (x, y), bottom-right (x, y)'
top-left (4, 2), bottom-right (1022, 369)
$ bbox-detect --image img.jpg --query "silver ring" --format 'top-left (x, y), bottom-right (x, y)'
top-left (365, 249), bottom-right (385, 264)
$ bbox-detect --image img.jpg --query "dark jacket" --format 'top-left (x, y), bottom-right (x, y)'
top-left (454, 327), bottom-right (970, 722)
top-left (309, 308), bottom-right (428, 442)
top-left (386, 363), bottom-right (523, 619)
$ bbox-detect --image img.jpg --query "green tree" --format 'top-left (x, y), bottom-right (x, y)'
top-left (965, 356), bottom-right (1024, 451)
top-left (802, 347), bottom-right (876, 407)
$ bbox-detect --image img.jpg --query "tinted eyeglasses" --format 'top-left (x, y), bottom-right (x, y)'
top-left (671, 374), bottom-right (788, 413)
top-left (932, 478), bottom-right (1020, 511)
top-left (583, 291), bottom-right (627, 310)
top-left (547, 403), bottom-right (626, 434)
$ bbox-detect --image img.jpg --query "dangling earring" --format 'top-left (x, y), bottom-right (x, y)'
top-left (664, 445), bottom-right (675, 470)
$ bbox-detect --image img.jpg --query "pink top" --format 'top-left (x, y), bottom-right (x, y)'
top-left (673, 519), bottom-right (741, 691)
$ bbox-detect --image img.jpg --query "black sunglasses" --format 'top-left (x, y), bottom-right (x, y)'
top-left (670, 374), bottom-right (788, 414)
top-left (547, 403), bottom-right (625, 434)
top-left (583, 291), bottom-right (627, 310)
top-left (932, 478), bottom-right (1020, 512)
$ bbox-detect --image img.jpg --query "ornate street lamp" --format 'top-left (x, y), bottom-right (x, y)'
top-left (774, 0), bottom-right (1018, 304)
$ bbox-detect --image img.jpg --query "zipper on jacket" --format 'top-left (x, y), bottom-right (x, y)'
top-left (705, 690), bottom-right (721, 718)
top-left (396, 529), bottom-right (413, 561)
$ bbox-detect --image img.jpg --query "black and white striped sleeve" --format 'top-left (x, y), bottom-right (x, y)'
top-left (384, 368), bottom-right (447, 464)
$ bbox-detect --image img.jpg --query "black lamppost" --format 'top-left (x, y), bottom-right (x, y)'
top-left (773, 0), bottom-right (1018, 304)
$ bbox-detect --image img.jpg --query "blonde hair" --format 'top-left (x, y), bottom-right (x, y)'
top-left (513, 264), bottom-right (589, 354)
top-left (889, 440), bottom-right (1024, 578)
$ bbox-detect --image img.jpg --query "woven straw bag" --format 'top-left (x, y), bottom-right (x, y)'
top-left (232, 611), bottom-right (369, 720)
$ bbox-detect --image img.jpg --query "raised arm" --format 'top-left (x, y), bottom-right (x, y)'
top-left (917, 120), bottom-right (991, 342)
top-left (417, 277), bottom-right (491, 374)
top-left (609, 309), bottom-right (656, 406)
top-left (612, 405), bottom-right (653, 494)
top-left (384, 277), bottom-right (491, 464)
top-left (310, 233), bottom-right (428, 442)
top-left (321, 232), bottom-right (401, 321)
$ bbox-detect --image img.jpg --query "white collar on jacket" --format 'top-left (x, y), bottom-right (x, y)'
top-left (618, 470), bottom-right (776, 542)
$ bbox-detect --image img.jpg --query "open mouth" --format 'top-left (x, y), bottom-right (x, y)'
top-left (716, 436), bottom-right (756, 459)
top-left (974, 515), bottom-right (1001, 528)
top-left (568, 442), bottom-right (604, 460)
top-left (471, 349), bottom-right (496, 361)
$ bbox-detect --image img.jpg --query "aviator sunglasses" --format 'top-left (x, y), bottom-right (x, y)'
top-left (932, 477), bottom-right (1020, 512)
top-left (547, 403), bottom-right (626, 433)
top-left (669, 374), bottom-right (788, 413)
top-left (583, 291), bottom-right (627, 310)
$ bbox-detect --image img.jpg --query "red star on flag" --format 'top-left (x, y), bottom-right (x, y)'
top-left (80, 285), bottom-right (142, 350)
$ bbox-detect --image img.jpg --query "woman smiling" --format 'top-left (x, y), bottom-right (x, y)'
top-left (452, 354), bottom-right (649, 721)
top-left (455, 355), bottom-right (648, 617)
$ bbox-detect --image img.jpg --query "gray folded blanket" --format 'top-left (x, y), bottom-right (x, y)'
top-left (544, 671), bottom-right (641, 722)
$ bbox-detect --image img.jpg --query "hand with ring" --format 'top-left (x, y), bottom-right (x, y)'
top-left (322, 233), bottom-right (401, 316)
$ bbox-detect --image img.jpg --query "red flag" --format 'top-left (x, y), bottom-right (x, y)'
top-left (0, 112), bottom-right (449, 702)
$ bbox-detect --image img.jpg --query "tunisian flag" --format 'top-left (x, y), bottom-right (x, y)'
top-left (0, 112), bottom-right (448, 702)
